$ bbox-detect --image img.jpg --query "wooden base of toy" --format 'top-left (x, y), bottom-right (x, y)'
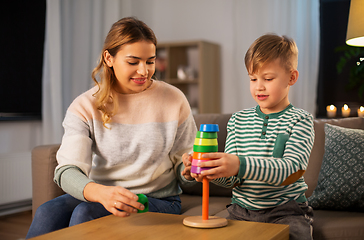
top-left (183, 216), bottom-right (228, 228)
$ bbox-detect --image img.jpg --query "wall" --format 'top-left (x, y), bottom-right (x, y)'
top-left (0, 121), bottom-right (43, 214)
top-left (127, 0), bottom-right (243, 114)
top-left (0, 121), bottom-right (43, 154)
top-left (126, 0), bottom-right (319, 115)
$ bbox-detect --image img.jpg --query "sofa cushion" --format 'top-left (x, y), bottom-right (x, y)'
top-left (312, 210), bottom-right (364, 240)
top-left (304, 117), bottom-right (364, 198)
top-left (308, 124), bottom-right (364, 211)
top-left (31, 144), bottom-right (64, 218)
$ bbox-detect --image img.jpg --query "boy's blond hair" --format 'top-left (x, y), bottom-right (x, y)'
top-left (245, 33), bottom-right (298, 74)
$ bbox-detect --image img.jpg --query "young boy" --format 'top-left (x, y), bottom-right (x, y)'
top-left (182, 34), bottom-right (315, 240)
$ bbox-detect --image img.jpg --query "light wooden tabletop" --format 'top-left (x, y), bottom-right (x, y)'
top-left (30, 212), bottom-right (289, 240)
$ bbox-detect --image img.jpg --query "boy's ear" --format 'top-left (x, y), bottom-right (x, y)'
top-left (289, 70), bottom-right (299, 86)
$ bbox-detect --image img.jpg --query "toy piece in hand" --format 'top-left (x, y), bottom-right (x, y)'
top-left (137, 194), bottom-right (149, 213)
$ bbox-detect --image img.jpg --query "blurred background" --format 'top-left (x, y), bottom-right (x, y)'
top-left (1, 0), bottom-right (361, 215)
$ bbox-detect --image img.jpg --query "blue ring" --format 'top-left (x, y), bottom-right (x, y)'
top-left (199, 124), bottom-right (219, 132)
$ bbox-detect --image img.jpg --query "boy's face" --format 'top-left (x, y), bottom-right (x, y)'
top-left (249, 58), bottom-right (298, 115)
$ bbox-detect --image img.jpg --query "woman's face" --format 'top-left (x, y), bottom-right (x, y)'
top-left (104, 41), bottom-right (156, 94)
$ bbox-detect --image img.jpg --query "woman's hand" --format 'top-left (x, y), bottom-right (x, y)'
top-left (83, 182), bottom-right (145, 217)
top-left (181, 153), bottom-right (194, 181)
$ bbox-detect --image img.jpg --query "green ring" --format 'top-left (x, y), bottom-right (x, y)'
top-left (196, 131), bottom-right (218, 139)
top-left (193, 145), bottom-right (218, 152)
top-left (137, 194), bottom-right (149, 213)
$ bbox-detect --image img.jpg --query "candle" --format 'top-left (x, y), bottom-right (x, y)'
top-left (358, 106), bottom-right (364, 117)
top-left (341, 104), bottom-right (351, 117)
top-left (326, 105), bottom-right (337, 118)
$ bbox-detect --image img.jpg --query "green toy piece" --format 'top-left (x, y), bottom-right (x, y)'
top-left (137, 194), bottom-right (149, 213)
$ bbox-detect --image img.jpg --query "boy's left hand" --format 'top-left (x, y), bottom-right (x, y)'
top-left (197, 153), bottom-right (240, 180)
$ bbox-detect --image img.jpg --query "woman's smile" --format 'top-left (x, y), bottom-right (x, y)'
top-left (131, 77), bottom-right (147, 85)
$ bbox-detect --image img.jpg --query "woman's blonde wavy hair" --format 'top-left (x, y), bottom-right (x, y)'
top-left (91, 17), bottom-right (157, 128)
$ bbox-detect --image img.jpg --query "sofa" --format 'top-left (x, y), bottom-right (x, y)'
top-left (31, 114), bottom-right (364, 240)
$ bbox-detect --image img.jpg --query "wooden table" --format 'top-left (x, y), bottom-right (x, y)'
top-left (30, 212), bottom-right (289, 240)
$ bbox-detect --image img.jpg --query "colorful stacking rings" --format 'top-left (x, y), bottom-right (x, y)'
top-left (191, 124), bottom-right (219, 174)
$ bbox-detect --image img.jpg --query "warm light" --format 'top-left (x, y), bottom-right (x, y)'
top-left (346, 0), bottom-right (364, 46)
top-left (358, 106), bottom-right (364, 117)
top-left (326, 105), bottom-right (337, 118)
top-left (347, 37), bottom-right (364, 47)
top-left (341, 104), bottom-right (351, 117)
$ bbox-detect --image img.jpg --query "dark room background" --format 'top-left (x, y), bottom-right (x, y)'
top-left (0, 1), bottom-right (46, 120)
top-left (1, 1), bottom-right (362, 119)
top-left (317, 0), bottom-right (363, 118)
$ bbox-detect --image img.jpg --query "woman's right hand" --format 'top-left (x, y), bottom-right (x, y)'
top-left (83, 182), bottom-right (145, 217)
top-left (181, 153), bottom-right (194, 181)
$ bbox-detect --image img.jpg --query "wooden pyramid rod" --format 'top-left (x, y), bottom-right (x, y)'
top-left (202, 177), bottom-right (209, 220)
top-left (183, 124), bottom-right (228, 228)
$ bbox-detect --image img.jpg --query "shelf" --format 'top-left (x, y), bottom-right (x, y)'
top-left (155, 41), bottom-right (220, 114)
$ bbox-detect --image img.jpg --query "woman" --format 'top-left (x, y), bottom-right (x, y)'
top-left (26, 17), bottom-right (196, 238)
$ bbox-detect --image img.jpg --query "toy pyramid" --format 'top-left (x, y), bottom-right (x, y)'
top-left (191, 124), bottom-right (218, 175)
top-left (183, 124), bottom-right (228, 228)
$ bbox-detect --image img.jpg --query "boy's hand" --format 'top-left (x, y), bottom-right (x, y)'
top-left (197, 153), bottom-right (240, 180)
top-left (181, 153), bottom-right (194, 181)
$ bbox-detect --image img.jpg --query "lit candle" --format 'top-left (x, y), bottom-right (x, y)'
top-left (326, 105), bottom-right (337, 118)
top-left (341, 104), bottom-right (351, 117)
top-left (358, 106), bottom-right (364, 117)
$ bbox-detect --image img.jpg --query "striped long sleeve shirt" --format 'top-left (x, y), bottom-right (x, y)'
top-left (213, 104), bottom-right (315, 210)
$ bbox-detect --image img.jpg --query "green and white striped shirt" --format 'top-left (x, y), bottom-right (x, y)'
top-left (213, 104), bottom-right (314, 210)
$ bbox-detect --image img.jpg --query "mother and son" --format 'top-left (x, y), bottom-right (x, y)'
top-left (27, 17), bottom-right (314, 240)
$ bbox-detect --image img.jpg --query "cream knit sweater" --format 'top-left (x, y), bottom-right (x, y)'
top-left (54, 80), bottom-right (196, 201)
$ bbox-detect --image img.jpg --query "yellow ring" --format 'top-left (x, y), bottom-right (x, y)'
top-left (194, 138), bottom-right (218, 146)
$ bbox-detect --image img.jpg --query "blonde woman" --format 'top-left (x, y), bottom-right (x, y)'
top-left (27, 17), bottom-right (196, 238)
